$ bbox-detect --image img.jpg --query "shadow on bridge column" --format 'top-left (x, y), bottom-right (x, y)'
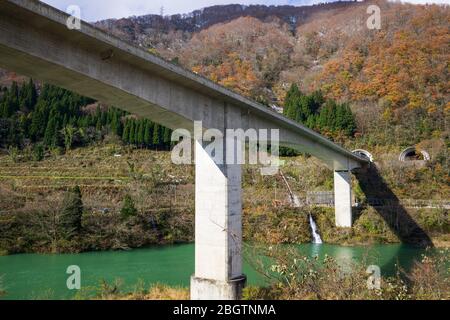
top-left (354, 166), bottom-right (433, 248)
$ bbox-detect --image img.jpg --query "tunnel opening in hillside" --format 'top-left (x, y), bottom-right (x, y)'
top-left (399, 147), bottom-right (430, 162)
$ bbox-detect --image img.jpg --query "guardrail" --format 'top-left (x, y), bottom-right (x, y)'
top-left (306, 191), bottom-right (449, 209)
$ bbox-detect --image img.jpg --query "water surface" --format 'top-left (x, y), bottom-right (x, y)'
top-left (0, 244), bottom-right (429, 300)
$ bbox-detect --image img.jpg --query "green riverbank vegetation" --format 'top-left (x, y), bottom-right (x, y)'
top-left (0, 142), bottom-right (448, 254)
top-left (64, 248), bottom-right (448, 301)
top-left (243, 247), bottom-right (449, 300)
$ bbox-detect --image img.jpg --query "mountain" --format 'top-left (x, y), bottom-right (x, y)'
top-left (1, 0), bottom-right (448, 148)
top-left (93, 0), bottom-right (448, 148)
top-left (94, 1), bottom-right (359, 41)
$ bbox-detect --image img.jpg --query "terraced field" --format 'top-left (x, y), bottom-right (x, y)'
top-left (0, 144), bottom-right (195, 214)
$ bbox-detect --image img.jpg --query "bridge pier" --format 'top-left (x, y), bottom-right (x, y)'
top-left (191, 140), bottom-right (246, 300)
top-left (334, 170), bottom-right (353, 227)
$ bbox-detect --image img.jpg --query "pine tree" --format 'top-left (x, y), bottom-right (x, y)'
top-left (144, 120), bottom-right (152, 146)
top-left (95, 116), bottom-right (102, 131)
top-left (317, 105), bottom-right (329, 130)
top-left (2, 83), bottom-right (19, 117)
top-left (283, 84), bottom-right (301, 118)
top-left (310, 90), bottom-right (324, 114)
top-left (152, 123), bottom-right (161, 147)
top-left (129, 120), bottom-right (136, 145)
top-left (43, 110), bottom-right (59, 147)
top-left (137, 120), bottom-right (145, 147)
top-left (61, 185), bottom-right (84, 234)
top-left (306, 115), bottom-right (316, 129)
top-left (342, 104), bottom-right (356, 136)
top-left (120, 194), bottom-right (137, 220)
top-left (134, 120), bottom-right (140, 145)
top-left (122, 120), bottom-right (130, 143)
top-left (335, 104), bottom-right (345, 132)
top-left (111, 111), bottom-right (122, 137)
top-left (19, 79), bottom-right (37, 112)
top-left (30, 101), bottom-right (49, 141)
top-left (163, 127), bottom-right (171, 148)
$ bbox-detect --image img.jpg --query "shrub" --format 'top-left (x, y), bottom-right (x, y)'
top-left (120, 194), bottom-right (138, 220)
top-left (8, 146), bottom-right (19, 163)
top-left (32, 143), bottom-right (44, 161)
top-left (406, 251), bottom-right (449, 300)
top-left (249, 246), bottom-right (449, 300)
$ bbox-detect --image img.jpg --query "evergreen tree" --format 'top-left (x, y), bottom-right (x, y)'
top-left (133, 120), bottom-right (140, 145)
top-left (129, 120), bottom-right (136, 145)
top-left (137, 120), bottom-right (145, 147)
top-left (61, 185), bottom-right (84, 234)
top-left (163, 127), bottom-right (171, 148)
top-left (95, 116), bottom-right (102, 131)
top-left (63, 125), bottom-right (75, 151)
top-left (143, 120), bottom-right (152, 146)
top-left (43, 110), bottom-right (59, 147)
top-left (122, 120), bottom-right (130, 143)
top-left (342, 104), bottom-right (357, 136)
top-left (120, 194), bottom-right (137, 220)
top-left (30, 103), bottom-right (48, 141)
top-left (152, 123), bottom-right (161, 147)
top-left (19, 79), bottom-right (37, 112)
top-left (283, 84), bottom-right (301, 118)
top-left (111, 111), bottom-right (122, 137)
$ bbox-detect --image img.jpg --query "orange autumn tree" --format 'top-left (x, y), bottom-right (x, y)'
top-left (316, 2), bottom-right (449, 116)
top-left (181, 16), bottom-right (294, 102)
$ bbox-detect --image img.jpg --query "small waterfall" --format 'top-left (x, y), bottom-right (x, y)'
top-left (293, 195), bottom-right (323, 244)
top-left (279, 170), bottom-right (323, 245)
top-left (309, 214), bottom-right (323, 244)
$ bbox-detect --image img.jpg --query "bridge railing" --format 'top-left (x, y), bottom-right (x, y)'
top-left (305, 192), bottom-right (449, 209)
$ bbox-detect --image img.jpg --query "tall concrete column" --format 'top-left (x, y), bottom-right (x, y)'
top-left (190, 138), bottom-right (246, 300)
top-left (334, 170), bottom-right (352, 228)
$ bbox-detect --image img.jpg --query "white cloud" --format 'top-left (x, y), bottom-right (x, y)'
top-left (41, 0), bottom-right (449, 22)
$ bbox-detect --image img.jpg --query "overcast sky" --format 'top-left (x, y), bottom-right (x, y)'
top-left (41, 0), bottom-right (450, 22)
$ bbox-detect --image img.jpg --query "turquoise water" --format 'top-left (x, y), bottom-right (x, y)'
top-left (0, 244), bottom-right (429, 300)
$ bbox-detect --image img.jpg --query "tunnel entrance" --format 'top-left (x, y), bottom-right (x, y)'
top-left (352, 149), bottom-right (374, 162)
top-left (399, 147), bottom-right (430, 162)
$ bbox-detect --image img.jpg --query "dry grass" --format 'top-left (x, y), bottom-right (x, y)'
top-left (94, 282), bottom-right (189, 300)
top-left (244, 246), bottom-right (449, 300)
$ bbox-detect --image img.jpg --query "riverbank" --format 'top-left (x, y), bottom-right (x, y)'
top-left (13, 248), bottom-right (447, 301)
top-left (0, 243), bottom-right (447, 300)
top-left (0, 145), bottom-right (448, 255)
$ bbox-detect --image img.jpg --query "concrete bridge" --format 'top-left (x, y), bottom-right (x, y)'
top-left (0, 0), bottom-right (368, 300)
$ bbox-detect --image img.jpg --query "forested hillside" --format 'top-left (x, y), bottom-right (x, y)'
top-left (0, 0), bottom-right (448, 151)
top-left (0, 81), bottom-right (173, 153)
top-left (93, 0), bottom-right (449, 148)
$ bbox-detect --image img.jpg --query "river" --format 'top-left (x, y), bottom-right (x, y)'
top-left (0, 244), bottom-right (429, 300)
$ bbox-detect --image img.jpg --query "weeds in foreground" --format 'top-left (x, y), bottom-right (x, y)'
top-left (73, 279), bottom-right (189, 300)
top-left (243, 246), bottom-right (449, 300)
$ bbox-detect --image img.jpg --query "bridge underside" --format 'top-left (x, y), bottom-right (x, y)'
top-left (0, 0), bottom-right (366, 300)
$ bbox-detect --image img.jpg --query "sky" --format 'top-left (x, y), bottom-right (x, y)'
top-left (41, 0), bottom-right (449, 22)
